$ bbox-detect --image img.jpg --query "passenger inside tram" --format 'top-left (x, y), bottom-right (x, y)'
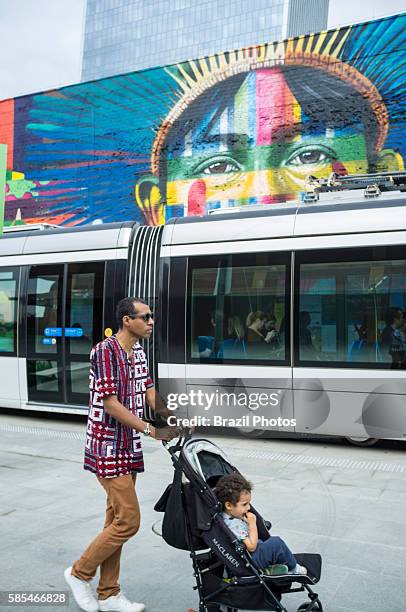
top-left (263, 313), bottom-right (281, 347)
top-left (380, 307), bottom-right (406, 367)
top-left (217, 315), bottom-right (246, 359)
top-left (298, 310), bottom-right (317, 360)
top-left (197, 310), bottom-right (216, 358)
top-left (347, 321), bottom-right (381, 363)
top-left (245, 310), bottom-right (283, 359)
top-left (245, 310), bottom-right (268, 344)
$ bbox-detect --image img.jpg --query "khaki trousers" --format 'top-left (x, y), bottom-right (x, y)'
top-left (72, 474), bottom-right (140, 600)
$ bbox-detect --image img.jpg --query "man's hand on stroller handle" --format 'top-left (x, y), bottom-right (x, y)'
top-left (152, 425), bottom-right (181, 441)
top-left (103, 396), bottom-right (181, 441)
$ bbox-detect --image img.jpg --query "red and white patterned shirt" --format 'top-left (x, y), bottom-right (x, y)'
top-left (84, 335), bottom-right (154, 478)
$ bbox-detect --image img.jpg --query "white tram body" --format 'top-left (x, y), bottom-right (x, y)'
top-left (1, 192), bottom-right (406, 442)
top-left (0, 222), bottom-right (162, 414)
top-left (160, 193), bottom-right (406, 442)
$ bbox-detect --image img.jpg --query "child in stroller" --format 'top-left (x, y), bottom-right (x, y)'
top-left (156, 436), bottom-right (323, 612)
top-left (216, 474), bottom-right (307, 577)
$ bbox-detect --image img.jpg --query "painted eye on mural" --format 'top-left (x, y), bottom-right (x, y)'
top-left (286, 147), bottom-right (333, 167)
top-left (194, 157), bottom-right (242, 176)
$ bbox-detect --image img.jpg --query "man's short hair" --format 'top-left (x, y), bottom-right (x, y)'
top-left (215, 473), bottom-right (252, 506)
top-left (115, 297), bottom-right (147, 329)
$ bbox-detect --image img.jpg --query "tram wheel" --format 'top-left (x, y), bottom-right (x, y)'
top-left (345, 436), bottom-right (378, 447)
top-left (237, 427), bottom-right (266, 438)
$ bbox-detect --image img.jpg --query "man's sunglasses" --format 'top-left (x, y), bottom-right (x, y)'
top-left (128, 312), bottom-right (154, 322)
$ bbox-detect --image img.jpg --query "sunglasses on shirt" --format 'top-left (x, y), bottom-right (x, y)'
top-left (128, 312), bottom-right (154, 322)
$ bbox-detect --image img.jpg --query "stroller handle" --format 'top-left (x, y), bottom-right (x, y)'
top-left (162, 428), bottom-right (194, 455)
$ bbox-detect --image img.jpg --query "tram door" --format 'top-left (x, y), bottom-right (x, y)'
top-left (0, 267), bottom-right (20, 409)
top-left (27, 262), bottom-right (104, 406)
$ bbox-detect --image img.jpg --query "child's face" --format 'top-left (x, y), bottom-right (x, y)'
top-left (225, 490), bottom-right (252, 519)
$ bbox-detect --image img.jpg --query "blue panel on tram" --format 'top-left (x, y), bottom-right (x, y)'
top-left (65, 327), bottom-right (84, 337)
top-left (44, 327), bottom-right (62, 337)
top-left (42, 338), bottom-right (57, 345)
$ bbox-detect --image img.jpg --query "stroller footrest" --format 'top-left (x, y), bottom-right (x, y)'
top-left (294, 553), bottom-right (322, 583)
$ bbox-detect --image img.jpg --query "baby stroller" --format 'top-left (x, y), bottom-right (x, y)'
top-left (155, 435), bottom-right (323, 612)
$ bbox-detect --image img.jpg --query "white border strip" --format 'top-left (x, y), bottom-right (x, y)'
top-left (161, 231), bottom-right (406, 258)
top-left (228, 447), bottom-right (406, 474)
top-left (0, 248), bottom-right (128, 266)
top-left (1, 422), bottom-right (405, 474)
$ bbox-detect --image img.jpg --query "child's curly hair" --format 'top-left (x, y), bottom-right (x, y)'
top-left (215, 473), bottom-right (252, 506)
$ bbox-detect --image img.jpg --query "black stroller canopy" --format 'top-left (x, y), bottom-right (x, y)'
top-left (181, 439), bottom-right (235, 483)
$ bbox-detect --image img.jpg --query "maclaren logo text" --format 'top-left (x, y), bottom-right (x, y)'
top-left (212, 538), bottom-right (240, 567)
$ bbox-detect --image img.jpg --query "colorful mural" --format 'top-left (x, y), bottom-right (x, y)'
top-left (0, 14), bottom-right (405, 227)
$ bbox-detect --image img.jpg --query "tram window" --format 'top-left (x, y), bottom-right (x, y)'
top-left (0, 268), bottom-right (18, 354)
top-left (188, 253), bottom-right (290, 364)
top-left (66, 262), bottom-right (104, 403)
top-left (66, 266), bottom-right (104, 356)
top-left (27, 272), bottom-right (62, 355)
top-left (27, 360), bottom-right (59, 394)
top-left (68, 363), bottom-right (92, 395)
top-left (26, 262), bottom-right (105, 405)
top-left (296, 251), bottom-right (406, 369)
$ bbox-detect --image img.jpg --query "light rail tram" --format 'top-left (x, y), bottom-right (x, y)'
top-left (1, 182), bottom-right (406, 446)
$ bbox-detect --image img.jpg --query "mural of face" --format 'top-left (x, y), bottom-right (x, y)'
top-left (1, 15), bottom-right (405, 227)
top-left (137, 63), bottom-right (403, 223)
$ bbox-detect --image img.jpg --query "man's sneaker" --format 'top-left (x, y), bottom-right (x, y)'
top-left (98, 592), bottom-right (145, 612)
top-left (288, 564), bottom-right (307, 575)
top-left (64, 567), bottom-right (99, 612)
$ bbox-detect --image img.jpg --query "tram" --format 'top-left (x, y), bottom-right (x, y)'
top-left (1, 183), bottom-right (406, 444)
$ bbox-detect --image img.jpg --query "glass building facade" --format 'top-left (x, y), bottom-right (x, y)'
top-left (81, 0), bottom-right (329, 82)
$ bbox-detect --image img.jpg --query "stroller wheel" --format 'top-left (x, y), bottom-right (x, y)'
top-left (297, 603), bottom-right (322, 611)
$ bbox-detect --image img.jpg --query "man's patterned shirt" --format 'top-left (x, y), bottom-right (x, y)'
top-left (84, 335), bottom-right (154, 478)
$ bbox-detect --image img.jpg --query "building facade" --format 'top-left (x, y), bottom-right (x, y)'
top-left (286, 0), bottom-right (329, 37)
top-left (81, 0), bottom-right (329, 82)
top-left (0, 13), bottom-right (404, 227)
